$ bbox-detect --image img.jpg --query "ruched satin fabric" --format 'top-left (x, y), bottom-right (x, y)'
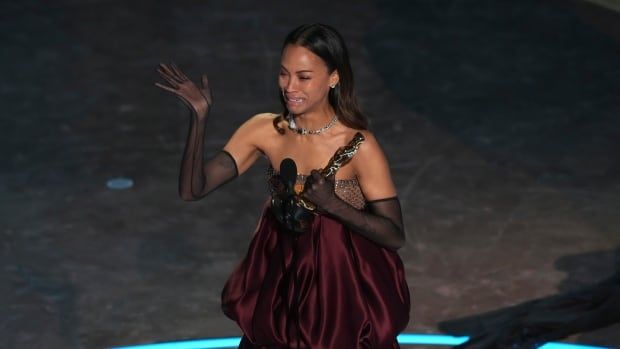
top-left (222, 200), bottom-right (410, 348)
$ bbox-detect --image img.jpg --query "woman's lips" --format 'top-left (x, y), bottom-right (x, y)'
top-left (286, 95), bottom-right (304, 106)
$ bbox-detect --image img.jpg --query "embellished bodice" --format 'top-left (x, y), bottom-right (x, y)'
top-left (266, 164), bottom-right (367, 210)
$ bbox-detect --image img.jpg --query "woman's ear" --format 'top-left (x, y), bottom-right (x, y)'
top-left (329, 71), bottom-right (340, 88)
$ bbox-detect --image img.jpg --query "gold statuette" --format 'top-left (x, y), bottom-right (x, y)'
top-left (298, 132), bottom-right (365, 211)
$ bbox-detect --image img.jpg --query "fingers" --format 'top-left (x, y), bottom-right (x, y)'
top-left (158, 63), bottom-right (178, 79)
top-left (305, 171), bottom-right (328, 192)
top-left (160, 62), bottom-right (183, 79)
top-left (154, 82), bottom-right (193, 108)
top-left (156, 67), bottom-right (180, 88)
top-left (302, 170), bottom-right (335, 209)
top-left (154, 82), bottom-right (179, 94)
top-left (312, 169), bottom-right (334, 182)
top-left (170, 62), bottom-right (189, 81)
top-left (157, 63), bottom-right (184, 85)
top-left (307, 170), bottom-right (322, 185)
top-left (199, 73), bottom-right (213, 105)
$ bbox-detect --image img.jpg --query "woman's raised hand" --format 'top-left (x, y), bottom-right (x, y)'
top-left (155, 62), bottom-right (213, 117)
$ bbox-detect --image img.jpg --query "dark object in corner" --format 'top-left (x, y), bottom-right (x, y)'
top-left (439, 272), bottom-right (620, 349)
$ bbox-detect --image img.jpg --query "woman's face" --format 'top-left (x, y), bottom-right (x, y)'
top-left (279, 44), bottom-right (338, 115)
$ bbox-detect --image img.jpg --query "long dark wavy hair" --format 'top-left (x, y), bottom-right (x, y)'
top-left (273, 23), bottom-right (368, 134)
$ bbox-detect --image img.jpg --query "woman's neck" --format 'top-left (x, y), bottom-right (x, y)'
top-left (292, 106), bottom-right (336, 130)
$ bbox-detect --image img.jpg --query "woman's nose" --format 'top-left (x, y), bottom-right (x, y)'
top-left (283, 77), bottom-right (297, 91)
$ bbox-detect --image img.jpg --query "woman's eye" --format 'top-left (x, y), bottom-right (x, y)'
top-left (299, 76), bottom-right (311, 80)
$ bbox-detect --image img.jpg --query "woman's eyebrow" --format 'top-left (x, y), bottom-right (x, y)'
top-left (280, 65), bottom-right (313, 74)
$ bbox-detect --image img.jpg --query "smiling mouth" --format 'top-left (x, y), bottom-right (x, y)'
top-left (286, 96), bottom-right (304, 103)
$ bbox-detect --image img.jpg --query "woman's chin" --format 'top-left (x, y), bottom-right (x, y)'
top-left (286, 105), bottom-right (306, 115)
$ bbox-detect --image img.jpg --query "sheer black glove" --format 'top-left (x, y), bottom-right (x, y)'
top-left (303, 170), bottom-right (405, 250)
top-left (179, 148), bottom-right (238, 200)
top-left (300, 170), bottom-right (337, 214)
top-left (155, 62), bottom-right (238, 200)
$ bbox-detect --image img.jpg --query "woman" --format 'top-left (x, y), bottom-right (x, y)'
top-left (156, 23), bottom-right (410, 349)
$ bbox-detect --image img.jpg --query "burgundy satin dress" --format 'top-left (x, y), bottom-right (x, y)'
top-left (221, 168), bottom-right (410, 349)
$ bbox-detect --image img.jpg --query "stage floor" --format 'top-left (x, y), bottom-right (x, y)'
top-left (2, 0), bottom-right (619, 348)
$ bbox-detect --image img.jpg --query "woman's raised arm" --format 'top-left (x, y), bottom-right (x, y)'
top-left (155, 63), bottom-right (262, 201)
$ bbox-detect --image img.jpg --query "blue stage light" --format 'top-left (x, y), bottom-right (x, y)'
top-left (397, 333), bottom-right (469, 345)
top-left (111, 333), bottom-right (612, 349)
top-left (112, 337), bottom-right (240, 349)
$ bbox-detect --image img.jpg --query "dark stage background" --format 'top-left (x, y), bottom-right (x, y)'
top-left (2, 0), bottom-right (619, 348)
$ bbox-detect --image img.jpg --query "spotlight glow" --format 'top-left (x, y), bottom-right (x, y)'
top-left (111, 333), bottom-right (612, 349)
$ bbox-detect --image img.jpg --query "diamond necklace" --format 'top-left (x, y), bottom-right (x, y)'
top-left (287, 114), bottom-right (338, 135)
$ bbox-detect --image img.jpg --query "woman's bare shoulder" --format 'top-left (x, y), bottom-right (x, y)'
top-left (351, 129), bottom-right (398, 200)
top-left (243, 112), bottom-right (278, 125)
top-left (222, 113), bottom-right (281, 174)
top-left (352, 129), bottom-right (389, 172)
top-left (233, 112), bottom-right (281, 137)
top-left (356, 129), bottom-right (380, 150)
top-left (243, 112), bottom-right (282, 131)
top-left (252, 112), bottom-right (280, 121)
